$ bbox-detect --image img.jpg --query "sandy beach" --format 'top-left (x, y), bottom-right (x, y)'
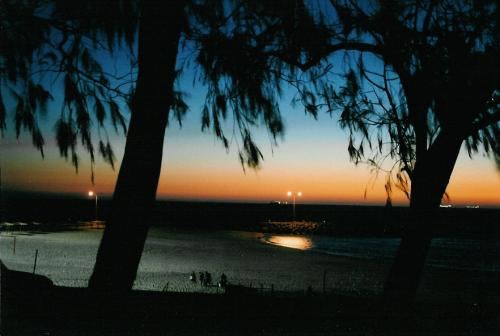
top-left (1, 224), bottom-right (499, 303)
top-left (0, 225), bottom-right (387, 292)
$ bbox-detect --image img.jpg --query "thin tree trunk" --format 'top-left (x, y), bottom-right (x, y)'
top-left (383, 127), bottom-right (464, 303)
top-left (88, 0), bottom-right (184, 291)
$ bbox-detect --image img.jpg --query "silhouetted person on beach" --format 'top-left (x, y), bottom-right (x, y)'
top-left (219, 273), bottom-right (228, 288)
top-left (189, 272), bottom-right (196, 283)
top-left (199, 272), bottom-right (205, 286)
top-left (205, 272), bottom-right (212, 286)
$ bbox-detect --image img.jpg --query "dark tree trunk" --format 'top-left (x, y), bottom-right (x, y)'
top-left (383, 127), bottom-right (464, 303)
top-left (88, 0), bottom-right (184, 291)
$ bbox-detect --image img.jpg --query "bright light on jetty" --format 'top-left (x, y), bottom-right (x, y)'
top-left (87, 191), bottom-right (98, 220)
top-left (286, 191), bottom-right (302, 220)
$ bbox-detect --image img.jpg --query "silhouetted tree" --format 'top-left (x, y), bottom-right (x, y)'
top-left (210, 0), bottom-right (499, 302)
top-left (4, 0), bottom-right (498, 298)
top-left (250, 0), bottom-right (499, 302)
top-left (1, 0), bottom-right (286, 290)
top-left (322, 0), bottom-right (499, 303)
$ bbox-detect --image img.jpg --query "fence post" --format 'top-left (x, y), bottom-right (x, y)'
top-left (33, 249), bottom-right (38, 274)
top-left (13, 236), bottom-right (16, 254)
top-left (323, 270), bottom-right (327, 294)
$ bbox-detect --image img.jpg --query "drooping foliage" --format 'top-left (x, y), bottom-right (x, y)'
top-left (0, 0), bottom-right (136, 181)
top-left (1, 1), bottom-right (52, 154)
top-left (2, 0), bottom-right (324, 175)
top-left (4, 0), bottom-right (498, 194)
top-left (324, 0), bottom-right (500, 202)
top-left (230, 0), bottom-right (500, 202)
top-left (185, 0), bottom-right (337, 167)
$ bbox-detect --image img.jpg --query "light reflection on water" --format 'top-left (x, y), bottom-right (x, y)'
top-left (260, 234), bottom-right (500, 272)
top-left (264, 235), bottom-right (313, 250)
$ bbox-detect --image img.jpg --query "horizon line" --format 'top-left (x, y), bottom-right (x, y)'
top-left (2, 189), bottom-right (500, 209)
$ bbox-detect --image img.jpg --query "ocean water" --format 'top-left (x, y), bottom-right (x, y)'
top-left (261, 234), bottom-right (500, 272)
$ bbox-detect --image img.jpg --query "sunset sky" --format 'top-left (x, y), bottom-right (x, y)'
top-left (2, 80), bottom-right (499, 207)
top-left (1, 30), bottom-right (499, 207)
top-left (2, 6), bottom-right (498, 208)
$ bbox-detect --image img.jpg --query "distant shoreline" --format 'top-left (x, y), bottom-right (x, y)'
top-left (2, 197), bottom-right (500, 238)
top-left (3, 190), bottom-right (500, 208)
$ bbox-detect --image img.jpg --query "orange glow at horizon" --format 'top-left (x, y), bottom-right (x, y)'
top-left (2, 137), bottom-right (499, 206)
top-left (4, 153), bottom-right (499, 207)
top-left (156, 166), bottom-right (397, 204)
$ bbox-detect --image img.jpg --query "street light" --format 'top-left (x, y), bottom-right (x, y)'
top-left (88, 191), bottom-right (98, 221)
top-left (287, 191), bottom-right (302, 220)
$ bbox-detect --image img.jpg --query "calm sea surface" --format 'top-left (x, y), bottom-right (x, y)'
top-left (261, 234), bottom-right (500, 272)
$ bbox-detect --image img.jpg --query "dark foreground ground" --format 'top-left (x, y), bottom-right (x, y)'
top-left (2, 263), bottom-right (499, 336)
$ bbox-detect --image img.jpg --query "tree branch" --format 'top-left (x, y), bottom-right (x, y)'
top-left (468, 111), bottom-right (500, 136)
top-left (267, 41), bottom-right (383, 72)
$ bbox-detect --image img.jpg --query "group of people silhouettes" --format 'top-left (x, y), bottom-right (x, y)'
top-left (189, 271), bottom-right (228, 288)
